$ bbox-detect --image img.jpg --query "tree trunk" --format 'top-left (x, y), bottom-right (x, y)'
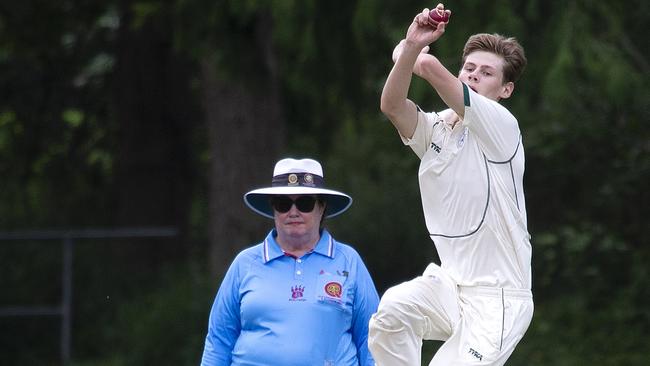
top-left (201, 13), bottom-right (285, 278)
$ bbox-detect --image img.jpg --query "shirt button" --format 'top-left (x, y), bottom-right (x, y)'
top-left (297, 259), bottom-right (302, 263)
top-left (296, 270), bottom-right (302, 275)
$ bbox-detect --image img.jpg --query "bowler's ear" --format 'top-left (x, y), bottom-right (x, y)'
top-left (500, 81), bottom-right (514, 99)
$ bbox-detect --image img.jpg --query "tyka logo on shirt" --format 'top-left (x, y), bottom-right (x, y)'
top-left (468, 347), bottom-right (483, 361)
top-left (430, 141), bottom-right (442, 153)
top-left (289, 285), bottom-right (305, 301)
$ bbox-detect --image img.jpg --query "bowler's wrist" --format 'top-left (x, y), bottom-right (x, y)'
top-left (402, 39), bottom-right (426, 52)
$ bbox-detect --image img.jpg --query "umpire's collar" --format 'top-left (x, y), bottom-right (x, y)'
top-left (261, 229), bottom-right (335, 263)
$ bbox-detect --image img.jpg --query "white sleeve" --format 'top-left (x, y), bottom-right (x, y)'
top-left (462, 84), bottom-right (521, 162)
top-left (399, 106), bottom-right (442, 159)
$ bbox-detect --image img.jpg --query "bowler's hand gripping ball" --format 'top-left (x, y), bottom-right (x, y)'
top-left (428, 8), bottom-right (450, 26)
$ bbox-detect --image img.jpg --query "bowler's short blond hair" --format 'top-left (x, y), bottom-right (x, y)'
top-left (462, 33), bottom-right (527, 83)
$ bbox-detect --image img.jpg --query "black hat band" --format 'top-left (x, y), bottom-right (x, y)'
top-left (272, 173), bottom-right (324, 188)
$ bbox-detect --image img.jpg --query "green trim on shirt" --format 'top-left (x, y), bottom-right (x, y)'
top-left (463, 83), bottom-right (470, 107)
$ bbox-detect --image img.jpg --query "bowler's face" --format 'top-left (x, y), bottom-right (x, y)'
top-left (273, 195), bottom-right (325, 240)
top-left (458, 51), bottom-right (514, 101)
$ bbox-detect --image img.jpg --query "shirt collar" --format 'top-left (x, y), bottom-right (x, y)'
top-left (261, 229), bottom-right (336, 263)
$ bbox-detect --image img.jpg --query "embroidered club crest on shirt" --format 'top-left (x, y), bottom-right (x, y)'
top-left (457, 127), bottom-right (468, 148)
top-left (316, 274), bottom-right (347, 307)
top-left (324, 282), bottom-right (342, 298)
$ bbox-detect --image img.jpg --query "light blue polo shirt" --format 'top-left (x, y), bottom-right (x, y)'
top-left (200, 229), bottom-right (379, 366)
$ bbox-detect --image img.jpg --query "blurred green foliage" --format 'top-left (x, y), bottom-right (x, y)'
top-left (0, 0), bottom-right (648, 364)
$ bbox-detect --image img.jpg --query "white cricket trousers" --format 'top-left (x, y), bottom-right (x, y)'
top-left (368, 263), bottom-right (533, 366)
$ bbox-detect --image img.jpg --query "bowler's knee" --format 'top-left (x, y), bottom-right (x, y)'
top-left (369, 286), bottom-right (411, 336)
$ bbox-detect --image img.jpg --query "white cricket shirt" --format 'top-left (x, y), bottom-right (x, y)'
top-left (402, 84), bottom-right (532, 289)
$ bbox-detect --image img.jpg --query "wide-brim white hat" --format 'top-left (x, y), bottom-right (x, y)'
top-left (244, 158), bottom-right (352, 219)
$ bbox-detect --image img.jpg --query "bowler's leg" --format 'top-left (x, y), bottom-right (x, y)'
top-left (368, 264), bottom-right (459, 366)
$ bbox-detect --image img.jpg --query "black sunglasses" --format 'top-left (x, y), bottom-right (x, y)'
top-left (271, 196), bottom-right (320, 213)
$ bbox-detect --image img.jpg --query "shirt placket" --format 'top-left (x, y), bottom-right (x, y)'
top-left (294, 257), bottom-right (304, 279)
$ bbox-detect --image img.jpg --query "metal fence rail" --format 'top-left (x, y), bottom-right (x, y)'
top-left (0, 227), bottom-right (178, 365)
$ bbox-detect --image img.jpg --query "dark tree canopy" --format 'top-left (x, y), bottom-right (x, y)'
top-left (0, 0), bottom-right (648, 364)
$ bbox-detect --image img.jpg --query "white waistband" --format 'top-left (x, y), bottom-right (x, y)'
top-left (458, 285), bottom-right (532, 299)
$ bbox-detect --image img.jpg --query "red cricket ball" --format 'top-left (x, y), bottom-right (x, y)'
top-left (428, 9), bottom-right (450, 25)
